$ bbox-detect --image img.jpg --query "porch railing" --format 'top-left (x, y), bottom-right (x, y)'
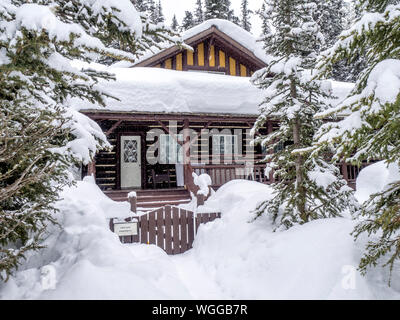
top-left (190, 163), bottom-right (270, 189)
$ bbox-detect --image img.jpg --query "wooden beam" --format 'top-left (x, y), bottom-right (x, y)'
top-left (189, 121), bottom-right (213, 147)
top-left (83, 111), bottom-right (259, 124)
top-left (105, 120), bottom-right (123, 136)
top-left (157, 120), bottom-right (183, 146)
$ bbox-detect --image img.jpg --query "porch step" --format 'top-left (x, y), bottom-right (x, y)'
top-left (104, 188), bottom-right (192, 209)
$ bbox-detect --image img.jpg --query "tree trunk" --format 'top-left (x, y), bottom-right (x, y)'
top-left (290, 78), bottom-right (307, 222)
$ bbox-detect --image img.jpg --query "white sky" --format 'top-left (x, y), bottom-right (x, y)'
top-left (160, 0), bottom-right (264, 36)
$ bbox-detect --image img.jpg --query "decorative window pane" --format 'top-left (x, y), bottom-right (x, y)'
top-left (124, 140), bottom-right (138, 163)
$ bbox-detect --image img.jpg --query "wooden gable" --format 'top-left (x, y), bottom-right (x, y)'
top-left (134, 26), bottom-right (266, 77)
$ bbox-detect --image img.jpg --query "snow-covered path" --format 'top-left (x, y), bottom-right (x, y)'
top-left (170, 254), bottom-right (228, 300)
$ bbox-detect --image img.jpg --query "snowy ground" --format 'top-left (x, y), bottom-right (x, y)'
top-left (0, 163), bottom-right (400, 300)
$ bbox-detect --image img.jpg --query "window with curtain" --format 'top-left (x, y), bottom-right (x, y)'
top-left (160, 134), bottom-right (183, 164)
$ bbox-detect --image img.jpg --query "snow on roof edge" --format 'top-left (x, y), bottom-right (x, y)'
top-left (128, 19), bottom-right (271, 68)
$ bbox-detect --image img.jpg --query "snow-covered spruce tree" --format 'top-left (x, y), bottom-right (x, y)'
top-left (155, 0), bottom-right (165, 24)
top-left (182, 11), bottom-right (195, 31)
top-left (315, 0), bottom-right (367, 82)
top-left (315, 0), bottom-right (346, 49)
top-left (194, 0), bottom-right (204, 25)
top-left (251, 0), bottom-right (357, 228)
top-left (171, 14), bottom-right (179, 31)
top-left (227, 7), bottom-right (240, 26)
top-left (315, 0), bottom-right (400, 279)
top-left (0, 0), bottom-right (179, 281)
top-left (205, 0), bottom-right (230, 20)
top-left (131, 0), bottom-right (147, 12)
top-left (257, 2), bottom-right (272, 41)
top-left (240, 0), bottom-right (252, 32)
top-left (314, 0), bottom-right (348, 81)
top-left (147, 0), bottom-right (157, 23)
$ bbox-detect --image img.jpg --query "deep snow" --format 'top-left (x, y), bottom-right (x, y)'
top-left (1, 167), bottom-right (399, 299)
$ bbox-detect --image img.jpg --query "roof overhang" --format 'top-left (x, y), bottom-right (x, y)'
top-left (80, 110), bottom-right (260, 122)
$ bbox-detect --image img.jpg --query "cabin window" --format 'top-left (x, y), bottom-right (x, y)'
top-left (160, 134), bottom-right (183, 164)
top-left (212, 135), bottom-right (238, 157)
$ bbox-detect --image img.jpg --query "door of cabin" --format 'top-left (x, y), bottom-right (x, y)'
top-left (120, 136), bottom-right (142, 189)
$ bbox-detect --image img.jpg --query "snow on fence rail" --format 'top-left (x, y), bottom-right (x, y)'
top-left (109, 206), bottom-right (221, 255)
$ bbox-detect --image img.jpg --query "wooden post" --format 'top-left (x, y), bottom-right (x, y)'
top-left (87, 160), bottom-right (96, 179)
top-left (183, 119), bottom-right (198, 193)
top-left (128, 192), bottom-right (137, 213)
top-left (341, 162), bottom-right (349, 182)
top-left (267, 121), bottom-right (274, 183)
top-left (197, 193), bottom-right (205, 207)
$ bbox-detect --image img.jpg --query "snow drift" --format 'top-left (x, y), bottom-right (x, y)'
top-left (355, 160), bottom-right (400, 204)
top-left (0, 177), bottom-right (189, 300)
top-left (187, 180), bottom-right (400, 299)
top-left (1, 175), bottom-right (400, 299)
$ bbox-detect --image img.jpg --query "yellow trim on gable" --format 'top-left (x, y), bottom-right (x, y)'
top-left (165, 58), bottom-right (172, 69)
top-left (197, 43), bottom-right (205, 66)
top-left (219, 50), bottom-right (226, 68)
top-left (187, 50), bottom-right (194, 66)
top-left (240, 64), bottom-right (247, 77)
top-left (209, 45), bottom-right (215, 67)
top-left (229, 57), bottom-right (236, 76)
top-left (176, 53), bottom-right (183, 71)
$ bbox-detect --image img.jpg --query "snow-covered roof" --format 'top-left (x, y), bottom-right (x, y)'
top-left (73, 66), bottom-right (264, 115)
top-left (73, 63), bottom-right (354, 116)
top-left (132, 19), bottom-right (271, 67)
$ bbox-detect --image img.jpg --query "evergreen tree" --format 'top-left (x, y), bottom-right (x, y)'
top-left (227, 7), bottom-right (240, 26)
top-left (313, 0), bottom-right (366, 82)
top-left (315, 0), bottom-right (346, 49)
top-left (147, 0), bottom-right (157, 23)
top-left (205, 0), bottom-right (230, 20)
top-left (132, 0), bottom-right (148, 12)
top-left (240, 0), bottom-right (252, 32)
top-left (155, 0), bottom-right (165, 24)
top-left (258, 2), bottom-right (272, 41)
top-left (194, 0), bottom-right (204, 24)
top-left (171, 14), bottom-right (179, 31)
top-left (182, 11), bottom-right (195, 30)
top-left (0, 0), bottom-right (179, 281)
top-left (315, 0), bottom-right (400, 279)
top-left (251, 0), bottom-right (357, 228)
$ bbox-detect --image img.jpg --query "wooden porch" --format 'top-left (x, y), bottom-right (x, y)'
top-left (83, 111), bottom-right (369, 208)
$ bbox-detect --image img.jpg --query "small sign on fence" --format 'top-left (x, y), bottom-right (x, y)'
top-left (114, 221), bottom-right (138, 237)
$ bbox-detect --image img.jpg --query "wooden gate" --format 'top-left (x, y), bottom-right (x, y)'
top-left (110, 206), bottom-right (221, 255)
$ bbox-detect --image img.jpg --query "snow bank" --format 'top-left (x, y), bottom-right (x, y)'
top-left (187, 180), bottom-right (400, 299)
top-left (0, 177), bottom-right (189, 299)
top-left (355, 161), bottom-right (400, 204)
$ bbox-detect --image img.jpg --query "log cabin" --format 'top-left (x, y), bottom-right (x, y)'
top-left (77, 19), bottom-right (359, 209)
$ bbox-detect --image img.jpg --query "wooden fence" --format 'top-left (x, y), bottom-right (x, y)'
top-left (192, 164), bottom-right (268, 188)
top-left (110, 205), bottom-right (221, 255)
